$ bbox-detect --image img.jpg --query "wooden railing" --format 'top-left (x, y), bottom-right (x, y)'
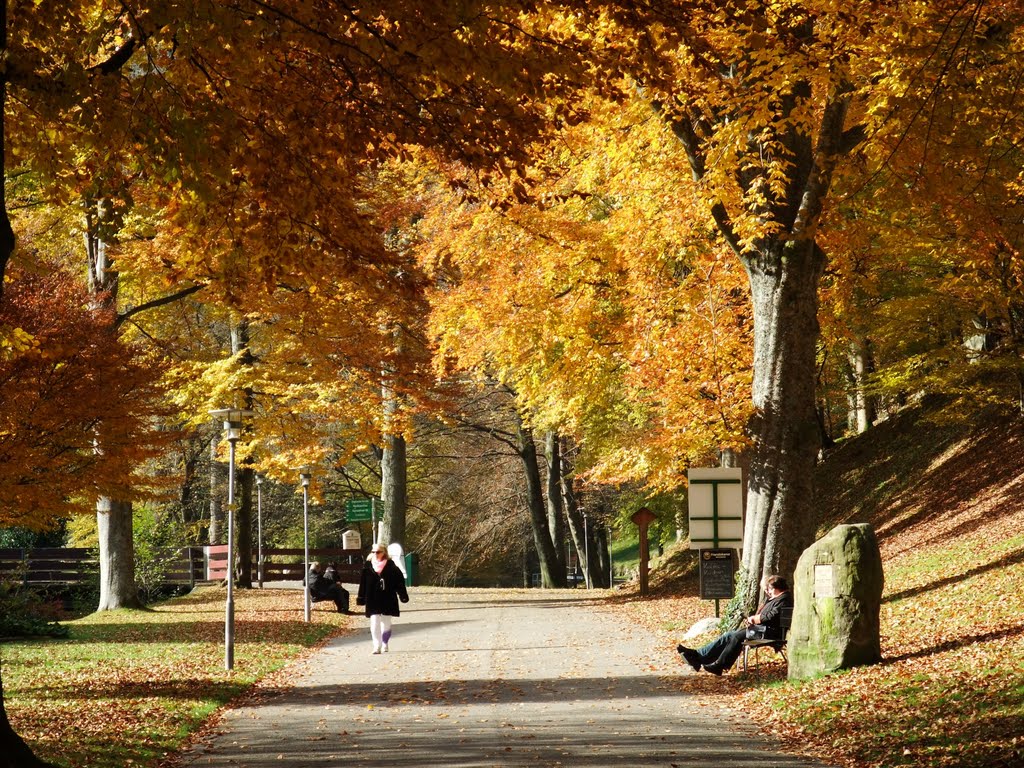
top-left (0, 547), bottom-right (204, 587)
top-left (0, 546), bottom-right (367, 588)
top-left (0, 547), bottom-right (97, 586)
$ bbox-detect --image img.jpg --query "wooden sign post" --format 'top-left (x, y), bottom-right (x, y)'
top-left (631, 506), bottom-right (657, 596)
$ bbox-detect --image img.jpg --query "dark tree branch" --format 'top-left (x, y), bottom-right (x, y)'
top-left (114, 284), bottom-right (204, 329)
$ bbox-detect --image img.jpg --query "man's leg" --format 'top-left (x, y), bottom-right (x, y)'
top-left (704, 630), bottom-right (746, 673)
top-left (678, 632), bottom-right (731, 671)
top-left (695, 633), bottom-right (733, 664)
top-left (679, 629), bottom-right (747, 675)
top-left (329, 585), bottom-right (349, 613)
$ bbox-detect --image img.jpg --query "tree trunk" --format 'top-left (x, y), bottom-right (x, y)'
top-left (739, 239), bottom-right (824, 609)
top-left (543, 431), bottom-right (566, 575)
top-left (88, 203), bottom-right (140, 611)
top-left (97, 498), bottom-right (141, 610)
top-left (514, 419), bottom-right (564, 588)
top-left (593, 523), bottom-right (611, 589)
top-left (0, 6), bottom-right (13, 301)
top-left (209, 434), bottom-right (223, 544)
top-left (178, 439), bottom-right (200, 527)
top-left (559, 435), bottom-right (602, 587)
top-left (379, 432), bottom-right (408, 547)
top-left (848, 335), bottom-right (876, 434)
top-left (0, 664), bottom-right (55, 768)
top-left (378, 323), bottom-right (408, 548)
top-left (0, 12), bottom-right (52, 752)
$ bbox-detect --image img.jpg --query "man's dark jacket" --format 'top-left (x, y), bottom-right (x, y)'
top-left (752, 590), bottom-right (793, 641)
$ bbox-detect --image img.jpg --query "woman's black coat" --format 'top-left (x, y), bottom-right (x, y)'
top-left (356, 558), bottom-right (409, 617)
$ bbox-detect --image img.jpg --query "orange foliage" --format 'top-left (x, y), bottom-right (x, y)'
top-left (415, 95), bottom-right (753, 491)
top-left (0, 265), bottom-right (173, 529)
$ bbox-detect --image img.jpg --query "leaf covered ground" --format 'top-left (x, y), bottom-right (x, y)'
top-left (621, 402), bottom-right (1024, 768)
top-left (2, 588), bottom-right (351, 767)
top-left (5, 403), bottom-right (1024, 768)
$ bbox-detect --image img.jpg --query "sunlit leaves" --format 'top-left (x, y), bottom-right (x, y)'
top-left (0, 265), bottom-right (172, 527)
top-left (412, 91), bottom-right (753, 491)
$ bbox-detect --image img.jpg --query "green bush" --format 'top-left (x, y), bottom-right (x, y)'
top-left (134, 506), bottom-right (175, 604)
top-left (0, 567), bottom-right (69, 639)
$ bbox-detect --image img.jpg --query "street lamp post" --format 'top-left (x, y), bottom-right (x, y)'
top-left (256, 475), bottom-right (263, 589)
top-left (210, 407), bottom-right (253, 671)
top-left (583, 510), bottom-right (591, 590)
top-left (300, 470), bottom-right (312, 623)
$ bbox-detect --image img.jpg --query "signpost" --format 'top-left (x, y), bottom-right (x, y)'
top-left (630, 507), bottom-right (657, 597)
top-left (346, 498), bottom-right (379, 542)
top-left (688, 467), bottom-right (743, 616)
top-left (345, 498), bottom-right (375, 522)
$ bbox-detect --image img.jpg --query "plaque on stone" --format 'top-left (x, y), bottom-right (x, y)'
top-left (814, 564), bottom-right (835, 598)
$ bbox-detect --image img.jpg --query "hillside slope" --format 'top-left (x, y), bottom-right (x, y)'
top-left (627, 398), bottom-right (1024, 768)
top-left (766, 400), bottom-right (1024, 767)
top-left (815, 398), bottom-right (1024, 560)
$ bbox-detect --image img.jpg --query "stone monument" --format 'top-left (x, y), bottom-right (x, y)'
top-left (788, 523), bottom-right (884, 680)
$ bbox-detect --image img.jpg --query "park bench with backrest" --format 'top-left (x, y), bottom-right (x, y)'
top-left (206, 546), bottom-right (364, 585)
top-left (741, 605), bottom-right (793, 671)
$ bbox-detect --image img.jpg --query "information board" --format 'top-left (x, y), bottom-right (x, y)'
top-left (687, 467), bottom-right (743, 550)
top-left (699, 548), bottom-right (737, 600)
top-left (345, 498), bottom-right (375, 522)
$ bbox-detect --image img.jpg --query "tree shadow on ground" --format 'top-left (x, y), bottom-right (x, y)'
top-left (883, 545), bottom-right (1024, 604)
top-left (884, 621), bottom-right (1024, 664)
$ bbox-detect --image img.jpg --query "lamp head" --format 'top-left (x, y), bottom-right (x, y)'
top-left (210, 408), bottom-right (254, 442)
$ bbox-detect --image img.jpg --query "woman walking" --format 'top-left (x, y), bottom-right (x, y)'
top-left (356, 542), bottom-right (409, 654)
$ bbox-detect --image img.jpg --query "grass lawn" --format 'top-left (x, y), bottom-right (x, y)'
top-left (610, 533), bottom-right (639, 579)
top-left (2, 586), bottom-right (351, 767)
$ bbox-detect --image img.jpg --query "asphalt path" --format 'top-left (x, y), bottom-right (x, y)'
top-left (176, 587), bottom-right (831, 768)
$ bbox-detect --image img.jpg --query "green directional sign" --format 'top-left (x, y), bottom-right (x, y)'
top-left (345, 498), bottom-right (376, 522)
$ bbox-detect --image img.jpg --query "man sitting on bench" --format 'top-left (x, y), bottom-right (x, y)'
top-left (308, 561), bottom-right (350, 614)
top-left (677, 574), bottom-right (793, 675)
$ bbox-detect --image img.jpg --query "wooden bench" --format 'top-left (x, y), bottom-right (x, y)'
top-left (256, 548), bottom-right (364, 585)
top-left (741, 605), bottom-right (793, 671)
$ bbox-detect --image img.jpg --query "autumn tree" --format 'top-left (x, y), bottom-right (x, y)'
top-left (410, 94), bottom-right (753, 585)
top-left (0, 265), bottom-right (170, 767)
top-left (816, 8), bottom-right (1024, 428)
top-left (501, 0), bottom-right (1024, 609)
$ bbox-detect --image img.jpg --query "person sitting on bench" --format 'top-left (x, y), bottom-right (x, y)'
top-left (308, 561), bottom-right (350, 614)
top-left (677, 574), bottom-right (793, 676)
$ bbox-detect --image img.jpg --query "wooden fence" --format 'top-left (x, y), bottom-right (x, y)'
top-left (0, 547), bottom-right (205, 588)
top-left (0, 547), bottom-right (97, 586)
top-left (0, 546), bottom-right (366, 588)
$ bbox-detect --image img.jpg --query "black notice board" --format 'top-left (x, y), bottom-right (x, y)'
top-left (699, 548), bottom-right (737, 600)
